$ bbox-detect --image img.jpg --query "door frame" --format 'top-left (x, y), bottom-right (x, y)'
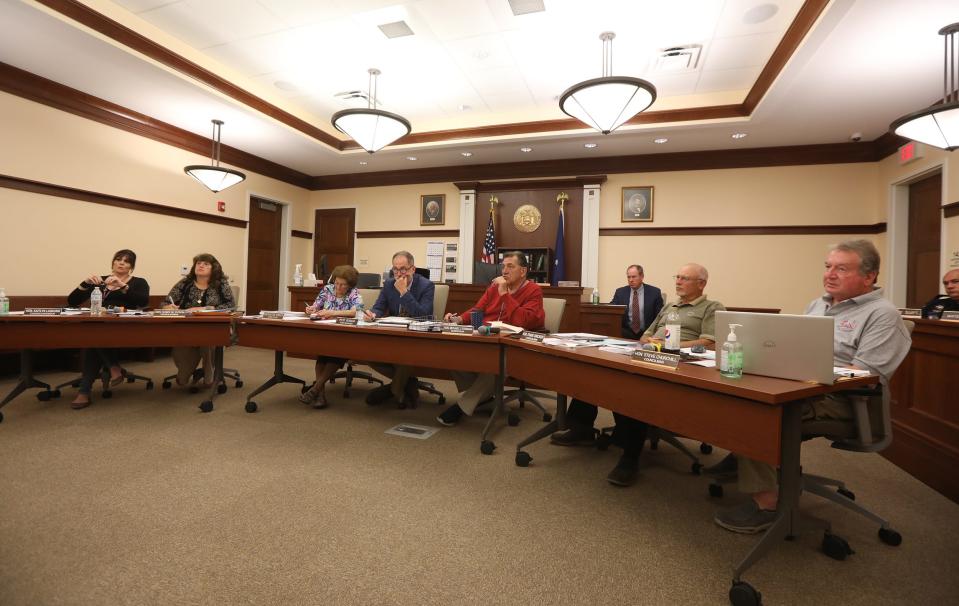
top-left (243, 191), bottom-right (293, 311)
top-left (887, 163), bottom-right (947, 308)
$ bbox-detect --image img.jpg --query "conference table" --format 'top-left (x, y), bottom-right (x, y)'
top-left (0, 313), bottom-right (234, 421)
top-left (502, 337), bottom-right (877, 604)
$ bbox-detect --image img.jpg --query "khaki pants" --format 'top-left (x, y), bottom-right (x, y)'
top-left (450, 371), bottom-right (497, 415)
top-left (368, 363), bottom-right (412, 400)
top-left (738, 392), bottom-right (880, 493)
top-left (172, 346), bottom-right (213, 385)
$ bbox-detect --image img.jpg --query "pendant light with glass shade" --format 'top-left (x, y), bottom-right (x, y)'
top-left (890, 23), bottom-right (959, 151)
top-left (559, 32), bottom-right (657, 134)
top-left (331, 68), bottom-right (411, 153)
top-left (183, 119), bottom-right (246, 193)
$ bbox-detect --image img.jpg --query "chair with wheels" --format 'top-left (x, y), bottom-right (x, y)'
top-left (328, 287), bottom-right (384, 397)
top-left (498, 297), bottom-right (565, 425)
top-left (415, 283), bottom-right (450, 405)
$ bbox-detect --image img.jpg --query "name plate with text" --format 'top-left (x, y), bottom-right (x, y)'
top-left (942, 311), bottom-right (959, 321)
top-left (408, 321), bottom-right (443, 333)
top-left (335, 317), bottom-right (358, 325)
top-left (151, 309), bottom-right (190, 317)
top-left (897, 308), bottom-right (922, 318)
top-left (24, 308), bottom-right (63, 315)
top-left (631, 349), bottom-right (680, 369)
top-left (442, 324), bottom-right (473, 335)
top-left (520, 331), bottom-right (546, 343)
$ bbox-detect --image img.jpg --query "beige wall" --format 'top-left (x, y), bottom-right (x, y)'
top-left (0, 91), bottom-right (310, 308)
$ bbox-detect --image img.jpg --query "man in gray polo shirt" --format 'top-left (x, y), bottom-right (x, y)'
top-left (713, 240), bottom-right (911, 534)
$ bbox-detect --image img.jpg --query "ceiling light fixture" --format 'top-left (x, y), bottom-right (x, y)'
top-left (654, 137), bottom-right (668, 144)
top-left (183, 119), bottom-right (246, 193)
top-left (558, 32), bottom-right (657, 134)
top-left (890, 23), bottom-right (959, 151)
top-left (461, 152), bottom-right (473, 157)
top-left (731, 132), bottom-right (748, 139)
top-left (520, 146), bottom-right (533, 153)
top-left (584, 143), bottom-right (598, 148)
top-left (331, 68), bottom-right (411, 153)
top-left (406, 156), bottom-right (417, 161)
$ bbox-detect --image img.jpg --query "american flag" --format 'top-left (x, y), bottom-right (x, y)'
top-left (481, 209), bottom-right (496, 264)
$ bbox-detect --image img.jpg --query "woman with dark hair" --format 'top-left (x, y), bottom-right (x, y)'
top-left (299, 264), bottom-right (361, 409)
top-left (67, 249), bottom-right (150, 409)
top-left (164, 253), bottom-right (236, 387)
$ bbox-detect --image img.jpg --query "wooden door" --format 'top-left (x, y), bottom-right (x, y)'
top-left (313, 208), bottom-right (355, 279)
top-left (907, 173), bottom-right (941, 307)
top-left (246, 197), bottom-right (283, 314)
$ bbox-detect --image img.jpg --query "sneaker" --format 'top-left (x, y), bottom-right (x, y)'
top-left (714, 500), bottom-right (777, 534)
top-left (606, 456), bottom-right (639, 487)
top-left (436, 404), bottom-right (465, 427)
top-left (365, 383), bottom-right (394, 406)
top-left (703, 452), bottom-right (738, 481)
top-left (550, 426), bottom-right (596, 447)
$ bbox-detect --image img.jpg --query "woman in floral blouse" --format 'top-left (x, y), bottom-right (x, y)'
top-left (164, 253), bottom-right (235, 387)
top-left (299, 265), bottom-right (361, 409)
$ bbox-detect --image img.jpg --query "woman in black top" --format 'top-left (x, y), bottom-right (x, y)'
top-left (164, 253), bottom-right (235, 387)
top-left (67, 249), bottom-right (150, 409)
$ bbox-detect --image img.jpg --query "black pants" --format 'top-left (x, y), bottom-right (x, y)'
top-left (78, 348), bottom-right (119, 394)
top-left (567, 398), bottom-right (649, 459)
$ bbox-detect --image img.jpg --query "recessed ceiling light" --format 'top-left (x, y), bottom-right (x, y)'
top-left (273, 80), bottom-right (298, 92)
top-left (406, 156), bottom-right (418, 161)
top-left (508, 0), bottom-right (546, 16)
top-left (378, 20), bottom-right (414, 39)
top-left (584, 143), bottom-right (598, 149)
top-left (359, 161), bottom-right (368, 165)
top-left (461, 152), bottom-right (473, 157)
top-left (520, 147), bottom-right (533, 153)
top-left (458, 104), bottom-right (471, 111)
top-left (654, 137), bottom-right (668, 144)
top-left (731, 133), bottom-right (748, 139)
top-left (743, 4), bottom-right (778, 25)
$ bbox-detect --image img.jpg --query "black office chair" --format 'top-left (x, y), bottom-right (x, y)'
top-left (328, 287), bottom-right (384, 397)
top-left (51, 348), bottom-right (154, 400)
top-left (356, 273), bottom-right (381, 288)
top-left (161, 367), bottom-right (242, 393)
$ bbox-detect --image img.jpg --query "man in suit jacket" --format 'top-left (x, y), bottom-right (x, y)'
top-left (363, 251), bottom-right (435, 408)
top-left (609, 264), bottom-right (664, 339)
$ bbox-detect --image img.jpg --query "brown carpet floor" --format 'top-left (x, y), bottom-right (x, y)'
top-left (1, 346), bottom-right (957, 605)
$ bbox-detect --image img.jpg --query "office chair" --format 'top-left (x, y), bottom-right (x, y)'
top-left (329, 287), bottom-right (384, 398)
top-left (498, 297), bottom-right (566, 425)
top-left (356, 273), bottom-right (381, 288)
top-left (53, 350), bottom-right (154, 399)
top-left (414, 267), bottom-right (431, 279)
top-left (709, 319), bottom-right (914, 561)
top-left (415, 283), bottom-right (450, 405)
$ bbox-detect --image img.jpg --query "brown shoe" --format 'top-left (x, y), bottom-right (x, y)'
top-left (71, 395), bottom-right (92, 409)
top-left (311, 390), bottom-right (328, 410)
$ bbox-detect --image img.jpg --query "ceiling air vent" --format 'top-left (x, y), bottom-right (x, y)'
top-left (654, 45), bottom-right (702, 72)
top-left (378, 20), bottom-right (414, 39)
top-left (508, 0), bottom-right (546, 16)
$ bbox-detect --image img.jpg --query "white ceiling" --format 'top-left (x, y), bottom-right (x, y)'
top-left (0, 0), bottom-right (956, 177)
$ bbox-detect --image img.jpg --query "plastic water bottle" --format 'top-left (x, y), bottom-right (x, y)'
top-left (720, 323), bottom-right (744, 379)
top-left (664, 308), bottom-right (681, 352)
top-left (0, 288), bottom-right (9, 315)
top-left (591, 289), bottom-right (599, 305)
top-left (355, 293), bottom-right (365, 320)
top-left (293, 264), bottom-right (304, 287)
top-left (90, 286), bottom-right (103, 316)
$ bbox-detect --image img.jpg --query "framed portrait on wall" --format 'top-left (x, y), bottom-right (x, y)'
top-left (420, 194), bottom-right (446, 225)
top-left (621, 186), bottom-right (654, 222)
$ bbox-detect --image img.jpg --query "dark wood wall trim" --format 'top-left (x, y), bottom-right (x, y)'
top-left (314, 142), bottom-right (882, 190)
top-left (454, 176), bottom-right (607, 192)
top-left (291, 230), bottom-right (312, 239)
top-left (0, 62), bottom-right (313, 190)
top-left (356, 230), bottom-right (459, 239)
top-left (943, 201), bottom-right (959, 219)
top-left (34, 0), bottom-right (343, 151)
top-left (599, 223), bottom-right (887, 237)
top-left (0, 173), bottom-right (247, 228)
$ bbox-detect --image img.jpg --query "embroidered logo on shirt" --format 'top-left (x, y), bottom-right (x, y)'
top-left (838, 319), bottom-right (856, 332)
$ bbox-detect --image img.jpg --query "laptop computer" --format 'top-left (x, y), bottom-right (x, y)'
top-left (714, 311), bottom-right (835, 384)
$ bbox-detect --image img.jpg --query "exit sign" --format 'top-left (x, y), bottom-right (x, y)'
top-left (898, 141), bottom-right (924, 164)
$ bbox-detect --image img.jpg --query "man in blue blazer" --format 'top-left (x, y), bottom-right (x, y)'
top-left (363, 251), bottom-right (435, 407)
top-left (609, 264), bottom-right (664, 340)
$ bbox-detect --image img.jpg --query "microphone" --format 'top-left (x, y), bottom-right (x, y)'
top-left (477, 325), bottom-right (500, 336)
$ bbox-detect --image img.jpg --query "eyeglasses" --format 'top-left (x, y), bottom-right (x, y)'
top-left (392, 266), bottom-right (412, 275)
top-left (673, 275), bottom-right (702, 282)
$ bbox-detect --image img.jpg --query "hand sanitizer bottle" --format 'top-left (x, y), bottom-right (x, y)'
top-left (293, 264), bottom-right (304, 287)
top-left (591, 289), bottom-right (599, 305)
top-left (90, 286), bottom-right (103, 316)
top-left (355, 293), bottom-right (365, 320)
top-left (664, 309), bottom-right (681, 352)
top-left (0, 288), bottom-right (9, 315)
top-left (720, 323), bottom-right (743, 379)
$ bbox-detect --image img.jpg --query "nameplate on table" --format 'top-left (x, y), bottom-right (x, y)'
top-left (519, 331), bottom-right (546, 343)
top-left (442, 324), bottom-right (473, 335)
top-left (897, 308), bottom-right (922, 318)
top-left (24, 308), bottom-right (62, 315)
top-left (260, 311), bottom-right (286, 319)
top-left (631, 349), bottom-right (680, 369)
top-left (151, 309), bottom-right (190, 317)
top-left (335, 317), bottom-right (358, 325)
top-left (942, 311), bottom-right (959, 321)
top-left (407, 321), bottom-right (443, 333)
